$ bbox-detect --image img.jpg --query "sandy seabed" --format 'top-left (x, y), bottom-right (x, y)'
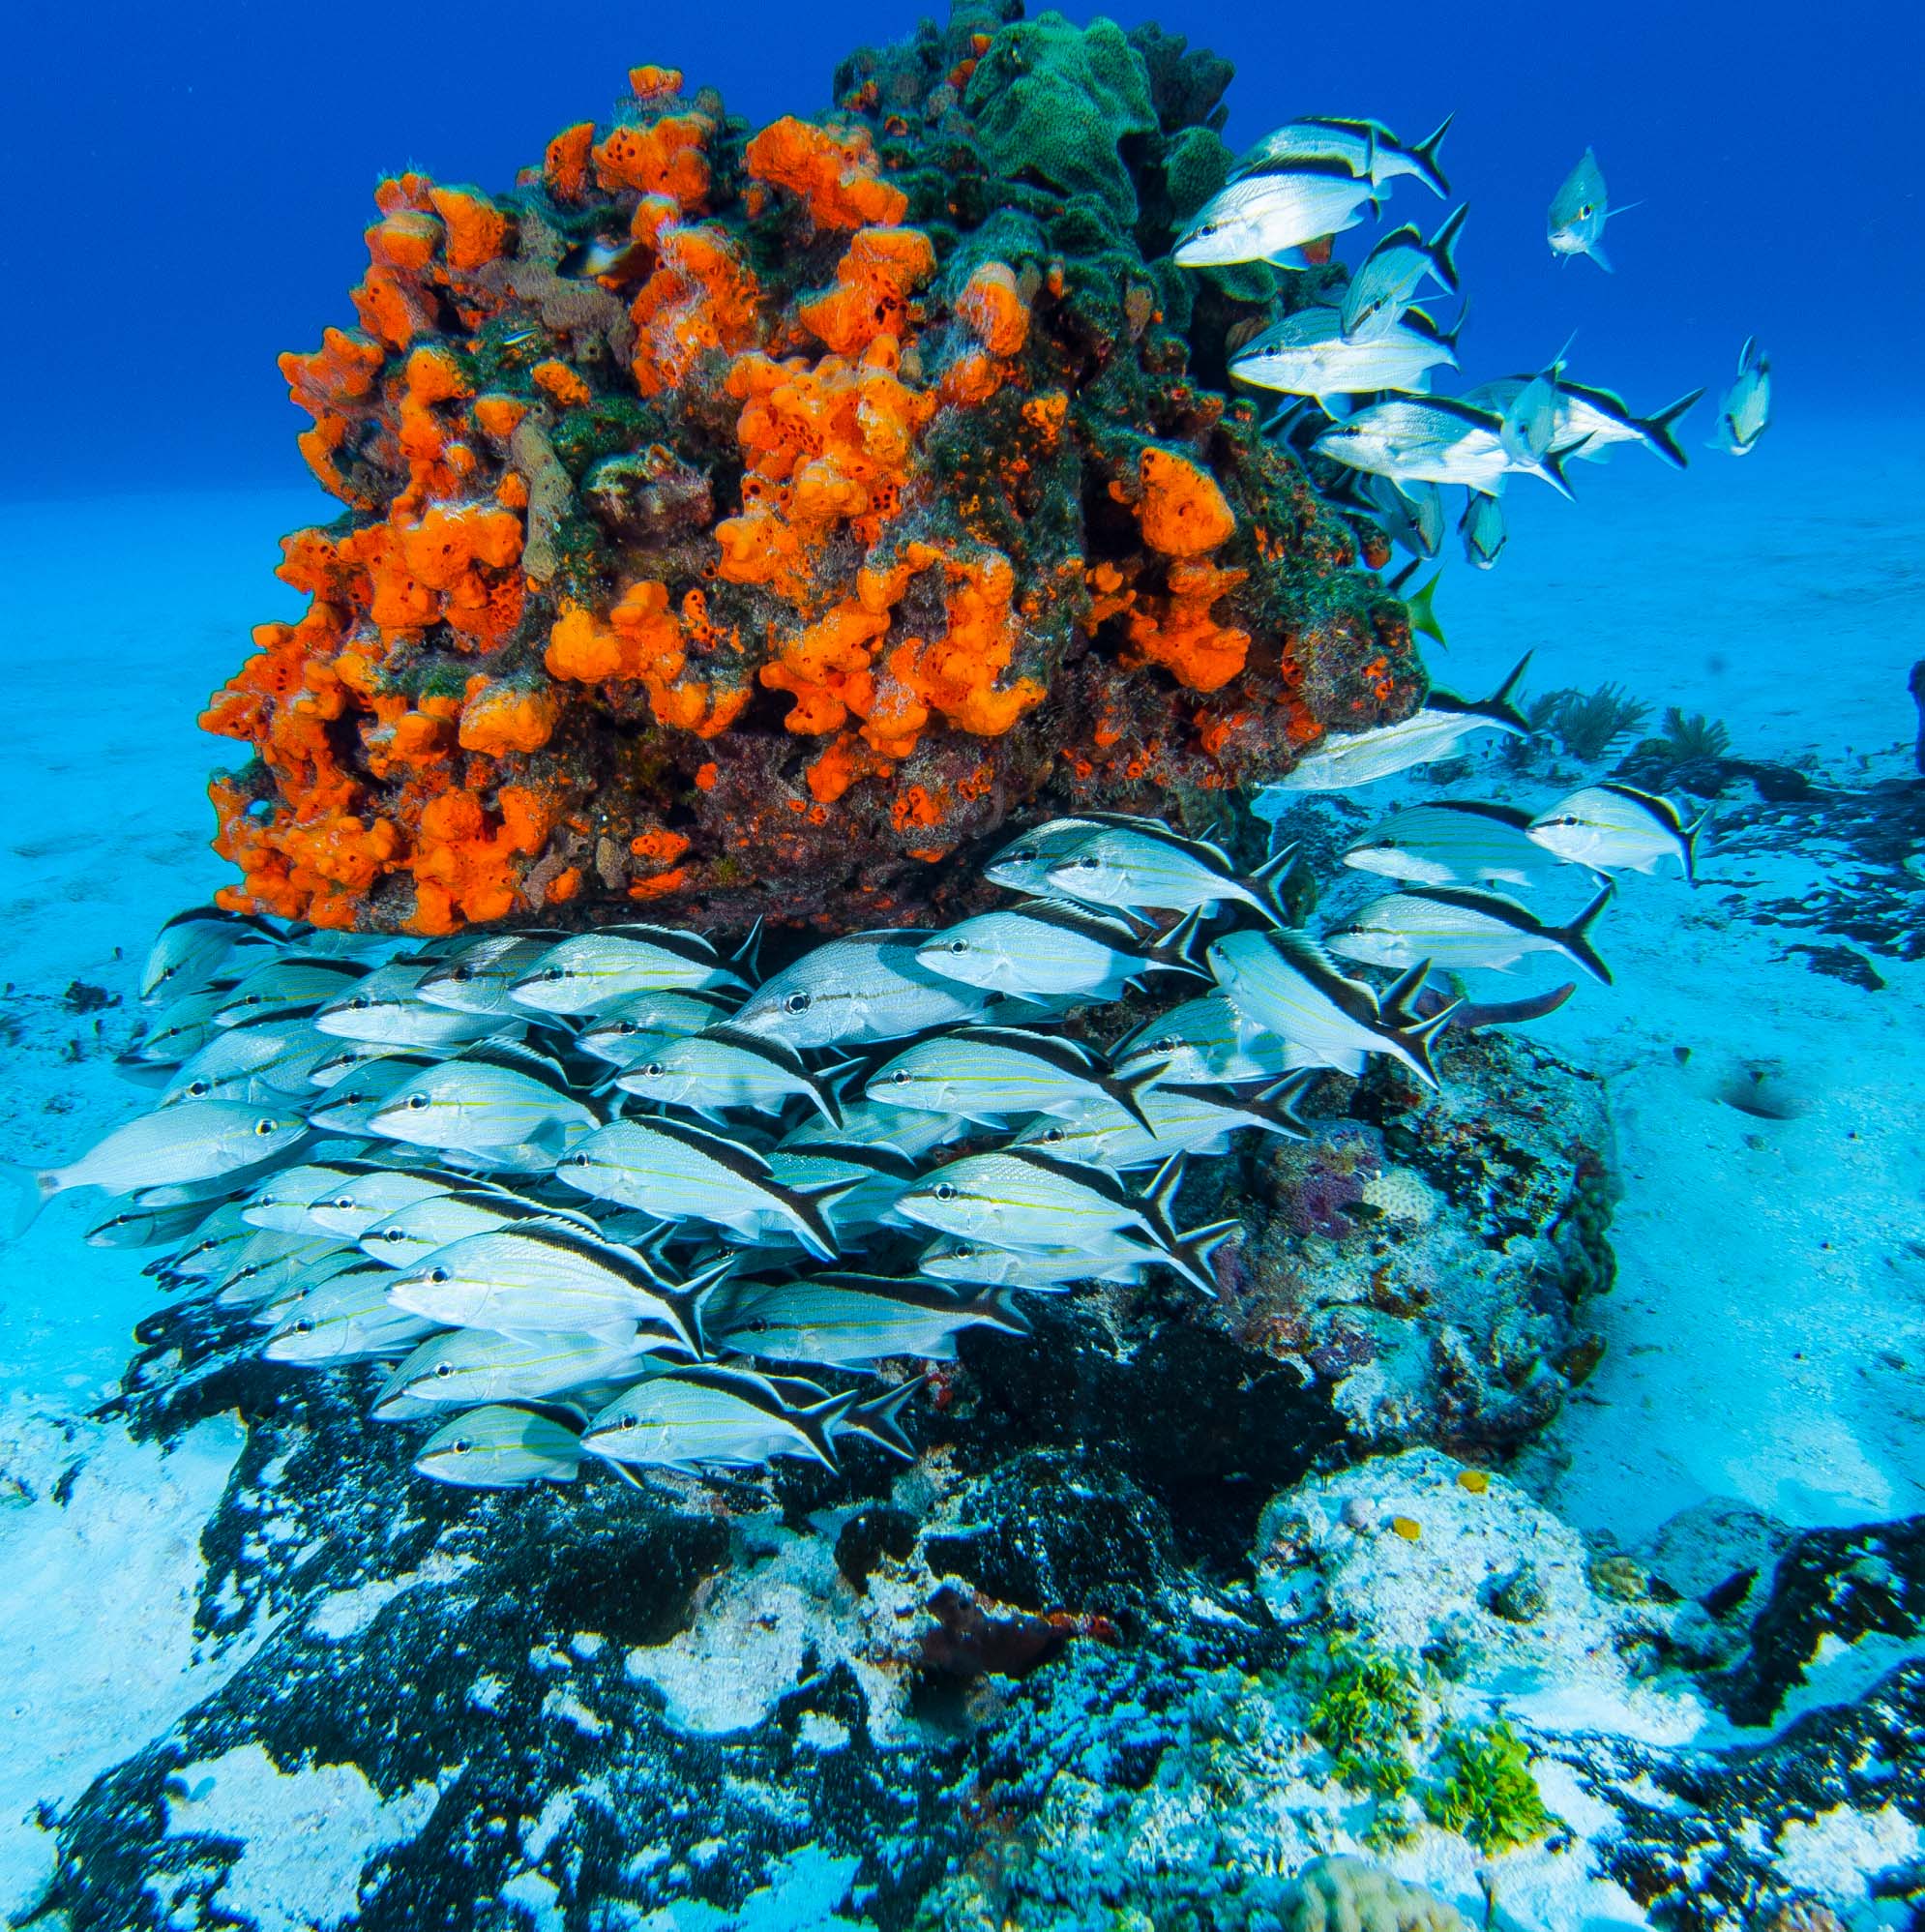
top-left (0, 422), bottom-right (1918, 1921)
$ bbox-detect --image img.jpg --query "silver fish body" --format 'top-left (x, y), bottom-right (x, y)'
top-left (357, 1188), bottom-right (601, 1266)
top-left (981, 812), bottom-right (1178, 899)
top-left (1174, 165), bottom-right (1381, 269)
top-left (581, 1366), bottom-right (850, 1471)
top-left (728, 930), bottom-right (992, 1049)
top-left (779, 1095), bottom-right (965, 1159)
top-left (1232, 306), bottom-right (1457, 405)
top-left (866, 1025), bottom-right (1161, 1128)
top-left (1461, 375), bottom-right (1701, 472)
top-left (1548, 146), bottom-right (1621, 270)
top-left (705, 1273), bottom-right (1026, 1368)
top-left (1367, 477), bottom-right (1445, 560)
top-left (1110, 993), bottom-right (1293, 1085)
top-left (914, 904), bottom-right (1181, 1001)
top-left (1340, 207), bottom-right (1466, 341)
top-left (314, 962), bottom-right (507, 1048)
top-left (578, 989), bottom-right (742, 1066)
top-left (510, 925), bottom-right (746, 1015)
top-left (613, 1026), bottom-right (842, 1126)
top-left (305, 1054), bottom-right (441, 1136)
top-left (764, 1145), bottom-right (918, 1239)
top-left (1316, 398), bottom-right (1569, 497)
top-left (385, 1223), bottom-right (697, 1344)
top-left (1259, 654), bottom-right (1531, 791)
top-left (1207, 927), bottom-right (1451, 1089)
top-left (1323, 881), bottom-right (1614, 985)
top-left (36, 1101), bottom-right (307, 1204)
top-left (140, 908), bottom-right (281, 1006)
top-left (211, 957), bottom-right (370, 1028)
top-left (555, 1118), bottom-right (844, 1260)
top-left (1040, 823), bottom-right (1290, 925)
top-left (413, 1405), bottom-right (582, 1488)
top-left (1343, 801), bottom-right (1568, 890)
top-left (415, 936), bottom-right (556, 1015)
top-left (1527, 785), bottom-right (1705, 882)
top-left (1232, 114), bottom-right (1453, 197)
top-left (1710, 338), bottom-right (1770, 456)
top-left (1460, 491), bottom-right (1506, 568)
top-left (1014, 1074), bottom-right (1315, 1171)
top-left (391, 1327), bottom-right (661, 1407)
top-left (302, 1167), bottom-right (490, 1240)
top-left (160, 1021), bottom-right (329, 1108)
top-left (369, 1049), bottom-right (597, 1156)
top-left (263, 1263), bottom-right (437, 1364)
top-left (918, 1233), bottom-right (1164, 1290)
top-left (126, 988), bottom-right (229, 1065)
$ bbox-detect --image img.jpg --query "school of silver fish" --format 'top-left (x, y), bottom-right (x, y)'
top-left (1173, 110), bottom-right (1769, 593)
top-left (5, 771), bottom-right (1706, 1493)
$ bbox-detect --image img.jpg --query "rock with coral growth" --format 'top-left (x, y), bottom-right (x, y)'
top-left (1277, 1858), bottom-right (1474, 1932)
top-left (201, 7), bottom-right (1422, 935)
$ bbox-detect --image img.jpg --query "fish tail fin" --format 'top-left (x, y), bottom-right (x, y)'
top-left (1143, 1153), bottom-right (1188, 1234)
top-left (978, 1286), bottom-right (1033, 1338)
top-left (658, 1254), bottom-right (739, 1355)
top-left (804, 1069), bottom-right (845, 1130)
top-left (1439, 293), bottom-right (1471, 352)
top-left (780, 1176), bottom-right (861, 1262)
top-left (1401, 568), bottom-right (1447, 649)
top-left (1394, 1003), bottom-right (1458, 1091)
top-left (1378, 958), bottom-right (1432, 1025)
top-left (0, 1164), bottom-right (55, 1241)
top-left (729, 916), bottom-right (766, 983)
top-left (1636, 388), bottom-right (1704, 472)
top-left (1558, 879), bottom-right (1617, 986)
top-left (1477, 652), bottom-right (1534, 734)
top-left (1537, 446), bottom-right (1578, 502)
top-left (1684, 805), bottom-right (1713, 887)
top-left (1428, 204), bottom-right (1468, 292)
top-left (1249, 1070), bottom-right (1319, 1138)
top-left (1102, 1058), bottom-right (1171, 1134)
top-left (839, 1377), bottom-right (926, 1461)
top-left (1147, 907), bottom-right (1211, 980)
top-left (1150, 1220), bottom-right (1225, 1298)
top-left (793, 1391), bottom-right (862, 1471)
top-left (1411, 112), bottom-right (1453, 196)
top-left (1247, 842), bottom-right (1304, 927)
top-left (1182, 1217), bottom-right (1246, 1271)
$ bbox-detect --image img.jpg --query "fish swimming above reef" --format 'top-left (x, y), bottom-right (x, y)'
top-left (1341, 207), bottom-right (1467, 341)
top-left (1459, 374), bottom-right (1702, 472)
top-left (1343, 801), bottom-right (1574, 891)
top-left (1208, 928), bottom-right (1456, 1091)
top-left (1708, 337), bottom-right (1772, 455)
top-left (1314, 399), bottom-right (1575, 499)
top-left (1174, 164), bottom-right (1383, 269)
top-left (1460, 491), bottom-right (1506, 568)
top-left (1231, 306), bottom-right (1461, 410)
top-left (1526, 785), bottom-right (1709, 883)
top-left (1324, 881), bottom-right (1616, 985)
top-left (1231, 114), bottom-right (1454, 197)
top-left (413, 1405), bottom-right (585, 1489)
top-left (1547, 145), bottom-right (1636, 271)
top-left (1258, 655), bottom-right (1532, 791)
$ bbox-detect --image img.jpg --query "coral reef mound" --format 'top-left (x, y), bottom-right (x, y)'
top-left (203, 2), bottom-right (1421, 935)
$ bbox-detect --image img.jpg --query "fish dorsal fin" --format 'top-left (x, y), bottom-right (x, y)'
top-left (1430, 799), bottom-right (1535, 832)
top-left (458, 1038), bottom-right (574, 1087)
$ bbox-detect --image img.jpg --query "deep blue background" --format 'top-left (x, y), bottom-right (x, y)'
top-left (4, 0), bottom-right (1915, 501)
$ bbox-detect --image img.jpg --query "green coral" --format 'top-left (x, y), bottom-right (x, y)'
top-left (1421, 1721), bottom-right (1558, 1852)
top-left (963, 14), bottom-right (1158, 223)
top-left (1304, 1640), bottom-right (1425, 1798)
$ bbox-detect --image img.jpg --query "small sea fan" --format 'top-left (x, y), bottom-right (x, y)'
top-left (1549, 682), bottom-right (1651, 761)
top-left (1659, 705), bottom-right (1732, 761)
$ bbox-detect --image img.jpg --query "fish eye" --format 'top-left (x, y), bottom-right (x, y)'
top-left (568, 1153), bottom-right (590, 1167)
top-left (1070, 856), bottom-right (1099, 872)
top-left (618, 1413), bottom-right (636, 1429)
top-left (294, 1318), bottom-right (314, 1333)
top-left (611, 1021), bottom-right (637, 1035)
top-left (429, 1267), bottom-right (451, 1284)
top-left (947, 939), bottom-right (968, 955)
top-left (449, 966), bottom-right (473, 982)
top-left (332, 1195), bottom-right (355, 1210)
top-left (784, 992), bottom-right (811, 1014)
top-left (435, 1361), bottom-right (455, 1378)
top-left (452, 1438), bottom-right (471, 1453)
top-left (253, 1118), bottom-right (278, 1136)
top-left (1038, 1127), bottom-right (1065, 1144)
top-left (891, 1070), bottom-right (911, 1084)
top-left (933, 1181), bottom-right (957, 1201)
top-left (1580, 203), bottom-right (1593, 219)
top-left (643, 1063), bottom-right (666, 1078)
top-left (406, 1093), bottom-right (430, 1110)
top-left (1010, 847), bottom-right (1035, 863)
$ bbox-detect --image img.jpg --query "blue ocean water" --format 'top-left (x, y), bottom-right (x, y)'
top-left (1, 2), bottom-right (1922, 1926)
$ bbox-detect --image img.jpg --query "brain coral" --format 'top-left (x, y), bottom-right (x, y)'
top-left (203, 4), bottom-right (1426, 936)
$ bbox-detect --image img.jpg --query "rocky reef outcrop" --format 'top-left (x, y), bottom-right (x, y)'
top-left (201, 2), bottom-right (1415, 936)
